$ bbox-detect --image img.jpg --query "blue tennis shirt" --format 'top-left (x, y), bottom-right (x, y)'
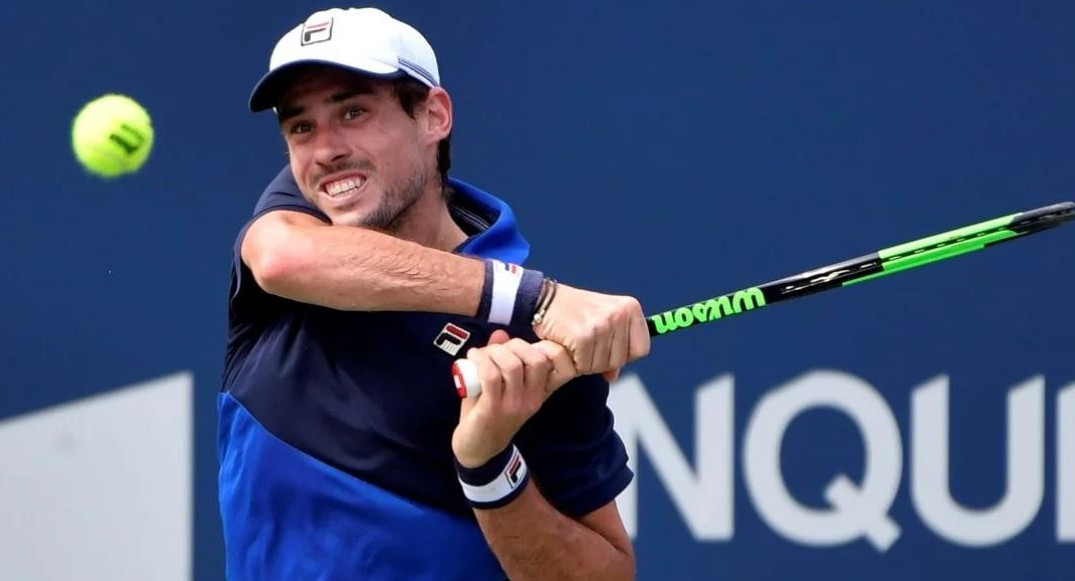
top-left (219, 167), bottom-right (633, 581)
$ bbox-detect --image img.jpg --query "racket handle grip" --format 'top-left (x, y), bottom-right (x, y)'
top-left (452, 359), bottom-right (482, 399)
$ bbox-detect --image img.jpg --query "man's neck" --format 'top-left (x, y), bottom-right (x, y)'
top-left (393, 183), bottom-right (468, 252)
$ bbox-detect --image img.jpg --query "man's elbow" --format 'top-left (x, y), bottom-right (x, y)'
top-left (606, 547), bottom-right (636, 581)
top-left (242, 222), bottom-right (309, 297)
top-left (585, 540), bottom-right (636, 581)
top-left (248, 248), bottom-right (301, 296)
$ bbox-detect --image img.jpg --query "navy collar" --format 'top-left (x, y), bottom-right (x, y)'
top-left (447, 177), bottom-right (530, 264)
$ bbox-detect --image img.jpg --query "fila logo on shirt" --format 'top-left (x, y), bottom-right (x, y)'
top-left (301, 19), bottom-right (333, 45)
top-left (433, 323), bottom-right (471, 356)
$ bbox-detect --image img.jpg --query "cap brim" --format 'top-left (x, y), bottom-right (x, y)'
top-left (248, 60), bottom-right (405, 112)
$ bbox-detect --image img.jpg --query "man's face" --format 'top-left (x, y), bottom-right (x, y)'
top-left (277, 68), bottom-right (432, 229)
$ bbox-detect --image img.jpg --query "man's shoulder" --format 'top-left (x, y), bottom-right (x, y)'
top-left (251, 165), bottom-right (325, 219)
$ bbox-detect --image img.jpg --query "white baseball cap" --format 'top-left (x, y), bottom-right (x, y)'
top-left (249, 7), bottom-right (440, 112)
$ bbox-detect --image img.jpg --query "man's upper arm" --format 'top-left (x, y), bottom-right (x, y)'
top-left (578, 499), bottom-right (634, 558)
top-left (516, 373), bottom-right (634, 517)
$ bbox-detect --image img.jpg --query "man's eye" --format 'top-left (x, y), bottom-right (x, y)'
top-left (344, 107), bottom-right (365, 120)
top-left (289, 122), bottom-right (312, 135)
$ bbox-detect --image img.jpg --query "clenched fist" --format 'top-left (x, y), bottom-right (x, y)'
top-left (533, 284), bottom-right (650, 382)
top-left (452, 330), bottom-right (577, 468)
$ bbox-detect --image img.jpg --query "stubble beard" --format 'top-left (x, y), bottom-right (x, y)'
top-left (359, 165), bottom-right (429, 235)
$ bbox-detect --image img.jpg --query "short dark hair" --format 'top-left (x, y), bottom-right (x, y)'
top-left (391, 76), bottom-right (451, 188)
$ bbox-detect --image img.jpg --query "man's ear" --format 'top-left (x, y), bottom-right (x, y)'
top-left (421, 87), bottom-right (453, 144)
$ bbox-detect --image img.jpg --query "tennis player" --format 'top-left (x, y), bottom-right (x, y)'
top-left (220, 7), bottom-right (648, 581)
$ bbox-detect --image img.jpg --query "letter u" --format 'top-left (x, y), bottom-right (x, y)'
top-left (911, 376), bottom-right (1044, 546)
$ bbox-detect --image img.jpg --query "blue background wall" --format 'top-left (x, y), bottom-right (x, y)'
top-left (1, 1), bottom-right (1073, 579)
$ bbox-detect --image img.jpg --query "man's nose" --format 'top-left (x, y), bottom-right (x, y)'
top-left (313, 123), bottom-right (350, 166)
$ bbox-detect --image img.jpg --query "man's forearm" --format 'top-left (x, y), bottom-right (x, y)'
top-left (243, 211), bottom-right (485, 314)
top-left (474, 483), bottom-right (635, 581)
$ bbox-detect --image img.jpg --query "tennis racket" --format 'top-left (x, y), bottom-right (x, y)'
top-left (453, 201), bottom-right (1074, 398)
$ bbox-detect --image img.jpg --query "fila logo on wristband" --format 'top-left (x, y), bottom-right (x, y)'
top-left (458, 445), bottom-right (529, 507)
top-left (488, 260), bottom-right (524, 325)
top-left (505, 452), bottom-right (525, 486)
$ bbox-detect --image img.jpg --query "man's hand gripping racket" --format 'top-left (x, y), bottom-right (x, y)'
top-left (454, 201), bottom-right (1075, 398)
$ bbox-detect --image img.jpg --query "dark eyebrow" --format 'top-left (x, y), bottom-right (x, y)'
top-left (277, 85), bottom-right (377, 125)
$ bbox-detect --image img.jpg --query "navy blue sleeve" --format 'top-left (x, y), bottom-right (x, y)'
top-left (230, 165), bottom-right (329, 306)
top-left (515, 374), bottom-right (633, 519)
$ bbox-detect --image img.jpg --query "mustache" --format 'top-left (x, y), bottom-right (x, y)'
top-left (311, 160), bottom-right (375, 186)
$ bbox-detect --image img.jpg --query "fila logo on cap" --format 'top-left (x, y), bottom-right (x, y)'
top-left (433, 323), bottom-right (471, 356)
top-left (301, 19), bottom-right (333, 45)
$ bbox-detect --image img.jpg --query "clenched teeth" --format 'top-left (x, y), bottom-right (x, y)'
top-left (325, 177), bottom-right (365, 197)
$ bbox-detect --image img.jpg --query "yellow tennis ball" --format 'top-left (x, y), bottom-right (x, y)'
top-left (71, 94), bottom-right (154, 178)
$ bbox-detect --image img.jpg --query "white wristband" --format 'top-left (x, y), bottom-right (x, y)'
top-left (488, 260), bottom-right (524, 325)
top-left (456, 444), bottom-right (530, 509)
top-left (475, 260), bottom-right (545, 327)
